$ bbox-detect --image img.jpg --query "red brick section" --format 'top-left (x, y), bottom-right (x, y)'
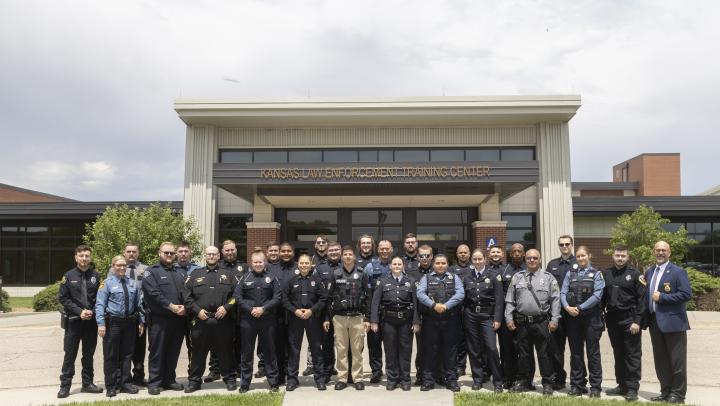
top-left (0, 184), bottom-right (72, 202)
top-left (246, 226), bottom-right (280, 261)
top-left (575, 237), bottom-right (613, 270)
top-left (473, 224), bottom-right (507, 252)
top-left (613, 153), bottom-right (680, 196)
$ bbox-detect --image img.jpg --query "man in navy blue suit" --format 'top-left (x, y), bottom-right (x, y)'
top-left (645, 241), bottom-right (691, 404)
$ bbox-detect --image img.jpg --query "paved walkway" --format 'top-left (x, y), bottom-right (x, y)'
top-left (1, 311), bottom-right (719, 405)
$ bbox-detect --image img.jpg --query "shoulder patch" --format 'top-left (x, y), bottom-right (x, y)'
top-left (496, 274), bottom-right (502, 282)
top-left (638, 275), bottom-right (647, 286)
top-left (61, 275), bottom-right (67, 284)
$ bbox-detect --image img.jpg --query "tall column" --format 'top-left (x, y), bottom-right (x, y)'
top-left (536, 121), bottom-right (574, 260)
top-left (183, 125), bottom-right (217, 247)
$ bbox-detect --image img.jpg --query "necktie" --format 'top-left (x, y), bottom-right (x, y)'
top-left (81, 273), bottom-right (88, 309)
top-left (396, 276), bottom-right (401, 283)
top-left (128, 264), bottom-right (136, 279)
top-left (121, 278), bottom-right (129, 316)
top-left (650, 266), bottom-right (661, 313)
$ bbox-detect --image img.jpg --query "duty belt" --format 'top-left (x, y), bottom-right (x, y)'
top-left (514, 313), bottom-right (548, 324)
top-left (106, 313), bottom-right (138, 321)
top-left (468, 305), bottom-right (494, 314)
top-left (383, 309), bottom-right (410, 319)
top-left (335, 310), bottom-right (363, 317)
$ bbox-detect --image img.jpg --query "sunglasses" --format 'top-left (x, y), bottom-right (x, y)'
top-left (418, 254), bottom-right (432, 259)
top-left (558, 243), bottom-right (572, 247)
top-left (315, 240), bottom-right (328, 244)
top-left (526, 256), bottom-right (539, 260)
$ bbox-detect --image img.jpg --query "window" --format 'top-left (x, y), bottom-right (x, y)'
top-left (323, 150), bottom-right (358, 163)
top-left (416, 209), bottom-right (469, 241)
top-left (289, 150), bottom-right (322, 163)
top-left (431, 150), bottom-right (464, 162)
top-left (253, 151), bottom-right (287, 163)
top-left (358, 150), bottom-right (378, 162)
top-left (394, 150), bottom-right (429, 163)
top-left (286, 210), bottom-right (338, 242)
top-left (351, 210), bottom-right (402, 242)
top-left (501, 148), bottom-right (534, 161)
top-left (218, 215), bottom-right (252, 262)
top-left (502, 213), bottom-right (536, 250)
top-left (219, 151), bottom-right (251, 163)
top-left (466, 149), bottom-right (500, 161)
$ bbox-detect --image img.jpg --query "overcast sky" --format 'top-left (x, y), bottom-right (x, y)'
top-left (1, 0), bottom-right (718, 201)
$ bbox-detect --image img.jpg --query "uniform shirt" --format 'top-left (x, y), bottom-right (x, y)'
top-left (451, 261), bottom-right (474, 279)
top-left (560, 266), bottom-right (605, 311)
top-left (602, 265), bottom-right (646, 325)
top-left (265, 259), bottom-right (282, 274)
top-left (356, 253), bottom-right (376, 270)
top-left (417, 271), bottom-right (465, 310)
top-left (269, 260), bottom-right (297, 290)
top-left (363, 257), bottom-right (391, 292)
top-left (504, 269), bottom-right (561, 323)
top-left (325, 265), bottom-right (371, 319)
top-left (141, 262), bottom-right (187, 318)
top-left (370, 273), bottom-right (420, 324)
top-left (108, 261), bottom-right (148, 285)
top-left (500, 262), bottom-right (526, 294)
top-left (219, 259), bottom-right (247, 284)
top-left (282, 272), bottom-right (327, 315)
top-left (176, 261), bottom-right (201, 277)
top-left (59, 266), bottom-right (100, 317)
top-left (183, 265), bottom-right (237, 317)
top-left (403, 253), bottom-right (419, 275)
top-left (407, 263), bottom-right (433, 284)
top-left (315, 259), bottom-right (341, 288)
top-left (486, 261), bottom-right (504, 274)
top-left (461, 266), bottom-right (505, 322)
top-left (95, 273), bottom-right (144, 326)
top-left (546, 255), bottom-right (577, 287)
top-left (234, 269), bottom-right (281, 313)
top-left (312, 253), bottom-right (328, 266)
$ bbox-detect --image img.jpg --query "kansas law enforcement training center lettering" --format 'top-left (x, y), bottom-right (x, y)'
top-left (260, 165), bottom-right (492, 180)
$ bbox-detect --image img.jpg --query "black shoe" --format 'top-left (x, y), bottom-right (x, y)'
top-left (446, 383), bottom-right (461, 392)
top-left (254, 370), bottom-right (266, 379)
top-left (471, 382), bottom-right (481, 391)
top-left (511, 382), bottom-right (531, 393)
top-left (542, 386), bottom-right (553, 396)
top-left (204, 372), bottom-right (221, 383)
top-left (133, 378), bottom-right (148, 387)
top-left (335, 381), bottom-right (347, 390)
top-left (57, 387), bottom-right (70, 398)
top-left (606, 385), bottom-right (628, 396)
top-left (355, 382), bottom-right (365, 390)
top-left (269, 386), bottom-right (279, 392)
top-left (316, 382), bottom-right (327, 391)
top-left (625, 389), bottom-right (639, 401)
top-left (401, 383), bottom-right (411, 391)
top-left (286, 383), bottom-right (298, 391)
top-left (503, 382), bottom-right (514, 390)
top-left (302, 367), bottom-right (315, 376)
top-left (494, 385), bottom-right (504, 394)
top-left (666, 395), bottom-right (685, 404)
top-left (651, 394), bottom-right (668, 402)
top-left (420, 384), bottom-right (434, 391)
top-left (386, 383), bottom-right (397, 391)
top-left (238, 385), bottom-right (249, 393)
top-left (81, 384), bottom-right (103, 394)
top-left (106, 388), bottom-right (117, 397)
top-left (370, 373), bottom-right (382, 383)
top-left (414, 378), bottom-right (423, 386)
top-left (568, 387), bottom-right (583, 396)
top-left (589, 389), bottom-right (601, 398)
top-left (148, 387), bottom-right (161, 395)
top-left (120, 384), bottom-right (139, 394)
top-left (226, 380), bottom-right (237, 391)
top-left (164, 382), bottom-right (184, 391)
top-left (184, 384), bottom-right (201, 393)
top-left (551, 382), bottom-right (566, 390)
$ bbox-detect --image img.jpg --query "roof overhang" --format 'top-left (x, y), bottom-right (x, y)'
top-left (174, 96), bottom-right (581, 128)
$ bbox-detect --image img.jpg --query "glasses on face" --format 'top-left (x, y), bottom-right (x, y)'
top-left (162, 251), bottom-right (176, 256)
top-left (558, 243), bottom-right (571, 247)
top-left (315, 240), bottom-right (327, 245)
top-left (418, 253), bottom-right (432, 259)
top-left (114, 264), bottom-right (127, 268)
top-left (205, 253), bottom-right (219, 257)
top-left (526, 256), bottom-right (539, 261)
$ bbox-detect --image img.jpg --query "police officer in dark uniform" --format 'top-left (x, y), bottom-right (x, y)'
top-left (602, 245), bottom-right (645, 401)
top-left (452, 244), bottom-right (473, 377)
top-left (498, 243), bottom-right (527, 389)
top-left (402, 233), bottom-right (420, 275)
top-left (96, 255), bottom-right (144, 397)
top-left (363, 238), bottom-right (391, 384)
top-left (217, 239), bottom-right (246, 381)
top-left (417, 254), bottom-right (465, 392)
top-left (486, 245), bottom-right (505, 274)
top-left (303, 234), bottom-right (330, 377)
top-left (57, 245), bottom-right (103, 398)
top-left (462, 249), bottom-right (504, 392)
top-left (175, 241), bottom-right (200, 381)
top-left (370, 256), bottom-right (420, 391)
top-left (545, 235), bottom-right (576, 390)
top-left (268, 242), bottom-right (296, 385)
top-left (561, 246), bottom-right (605, 397)
top-left (505, 249), bottom-right (560, 395)
top-left (315, 242), bottom-right (342, 381)
top-left (142, 242), bottom-right (188, 395)
top-left (184, 246), bottom-right (238, 393)
top-left (356, 234), bottom-right (377, 269)
top-left (282, 254), bottom-right (327, 391)
top-left (235, 249), bottom-right (282, 392)
top-left (408, 244), bottom-right (434, 385)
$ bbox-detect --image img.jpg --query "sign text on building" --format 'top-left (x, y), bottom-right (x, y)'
top-left (260, 166), bottom-right (491, 180)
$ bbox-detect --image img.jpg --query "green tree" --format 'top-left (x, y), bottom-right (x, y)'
top-left (607, 204), bottom-right (696, 270)
top-left (83, 203), bottom-right (204, 278)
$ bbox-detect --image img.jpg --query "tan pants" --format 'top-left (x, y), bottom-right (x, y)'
top-left (332, 314), bottom-right (365, 382)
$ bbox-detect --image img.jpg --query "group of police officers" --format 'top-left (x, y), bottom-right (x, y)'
top-left (56, 232), bottom-right (691, 403)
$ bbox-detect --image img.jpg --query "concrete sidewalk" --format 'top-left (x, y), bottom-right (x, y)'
top-left (1, 311), bottom-right (719, 405)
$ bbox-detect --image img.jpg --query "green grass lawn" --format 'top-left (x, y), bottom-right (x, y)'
top-left (58, 393), bottom-right (283, 406)
top-left (8, 296), bottom-right (34, 310)
top-left (456, 392), bottom-right (668, 405)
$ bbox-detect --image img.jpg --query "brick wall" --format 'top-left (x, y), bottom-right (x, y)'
top-left (574, 237), bottom-right (613, 269)
top-left (0, 187), bottom-right (68, 202)
top-left (246, 226), bottom-right (280, 261)
top-left (473, 224), bottom-right (507, 252)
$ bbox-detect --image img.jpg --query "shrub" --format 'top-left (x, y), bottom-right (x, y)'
top-left (33, 282), bottom-right (62, 312)
top-left (687, 267), bottom-right (720, 311)
top-left (0, 289), bottom-right (11, 312)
